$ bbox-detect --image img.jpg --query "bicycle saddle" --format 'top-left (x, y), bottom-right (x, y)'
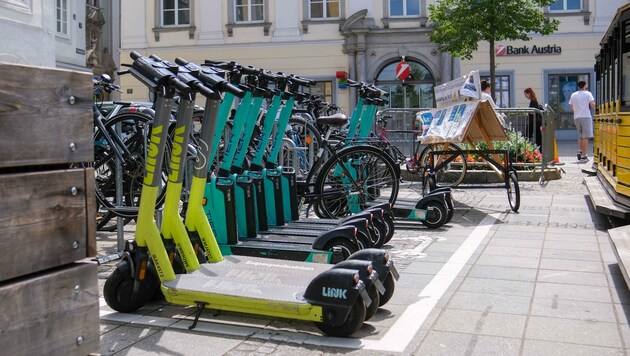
top-left (316, 112), bottom-right (348, 127)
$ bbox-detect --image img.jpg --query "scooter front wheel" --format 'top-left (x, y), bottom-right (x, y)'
top-left (315, 298), bottom-right (366, 337)
top-left (103, 268), bottom-right (157, 313)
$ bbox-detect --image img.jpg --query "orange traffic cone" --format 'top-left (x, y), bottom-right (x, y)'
top-left (553, 138), bottom-right (559, 164)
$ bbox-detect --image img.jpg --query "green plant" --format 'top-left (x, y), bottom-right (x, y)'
top-left (461, 131), bottom-right (542, 167)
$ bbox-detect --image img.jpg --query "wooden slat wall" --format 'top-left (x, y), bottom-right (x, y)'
top-left (0, 63), bottom-right (93, 168)
top-left (0, 263), bottom-right (99, 355)
top-left (0, 63), bottom-right (98, 354)
top-left (0, 169), bottom-right (92, 282)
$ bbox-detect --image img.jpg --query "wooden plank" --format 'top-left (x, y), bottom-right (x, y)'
top-left (608, 225), bottom-right (630, 290)
top-left (584, 175), bottom-right (630, 219)
top-left (0, 169), bottom-right (89, 282)
top-left (0, 63), bottom-right (92, 168)
top-left (84, 167), bottom-right (97, 257)
top-left (0, 263), bottom-right (99, 355)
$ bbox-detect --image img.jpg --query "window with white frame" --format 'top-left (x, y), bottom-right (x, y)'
top-left (310, 0), bottom-right (339, 19)
top-left (548, 0), bottom-right (581, 12)
top-left (235, 0), bottom-right (264, 22)
top-left (56, 0), bottom-right (68, 35)
top-left (161, 0), bottom-right (190, 26)
top-left (389, 0), bottom-right (420, 17)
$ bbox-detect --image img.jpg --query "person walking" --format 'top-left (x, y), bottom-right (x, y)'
top-left (524, 88), bottom-right (542, 151)
top-left (568, 80), bottom-right (595, 161)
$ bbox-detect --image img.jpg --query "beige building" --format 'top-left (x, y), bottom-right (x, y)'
top-left (119, 0), bottom-right (626, 138)
top-left (459, 0), bottom-right (627, 138)
top-left (119, 0), bottom-right (450, 113)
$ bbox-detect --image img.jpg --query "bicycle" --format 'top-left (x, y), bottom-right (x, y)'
top-left (375, 111), bottom-right (468, 188)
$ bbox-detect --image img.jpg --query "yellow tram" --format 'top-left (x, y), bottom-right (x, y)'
top-left (591, 4), bottom-right (630, 213)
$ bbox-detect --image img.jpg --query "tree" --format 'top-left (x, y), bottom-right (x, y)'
top-left (428, 0), bottom-right (559, 100)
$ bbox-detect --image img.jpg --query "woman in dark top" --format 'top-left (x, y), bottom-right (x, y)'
top-left (524, 87), bottom-right (542, 151)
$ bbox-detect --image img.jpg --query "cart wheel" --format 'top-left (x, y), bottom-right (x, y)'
top-left (315, 298), bottom-right (366, 337)
top-left (445, 197), bottom-right (454, 224)
top-left (507, 171), bottom-right (520, 212)
top-left (379, 272), bottom-right (396, 306)
top-left (420, 201), bottom-right (448, 229)
top-left (103, 268), bottom-right (157, 313)
top-left (422, 174), bottom-right (436, 196)
top-left (324, 238), bottom-right (358, 260)
top-left (365, 284), bottom-right (381, 321)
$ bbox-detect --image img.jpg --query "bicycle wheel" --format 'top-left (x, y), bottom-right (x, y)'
top-left (419, 143), bottom-right (467, 187)
top-left (93, 112), bottom-right (169, 218)
top-left (314, 145), bottom-right (400, 219)
top-left (285, 116), bottom-right (323, 178)
top-left (507, 170), bottom-right (520, 212)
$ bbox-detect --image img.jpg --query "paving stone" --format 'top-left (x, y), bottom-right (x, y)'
top-left (537, 269), bottom-right (609, 286)
top-left (432, 309), bottom-right (527, 338)
top-left (470, 335), bottom-right (521, 356)
top-left (475, 254), bottom-right (540, 269)
top-left (530, 297), bottom-right (617, 322)
top-left (492, 230), bottom-right (545, 240)
top-left (467, 265), bottom-right (538, 282)
top-left (541, 248), bottom-right (602, 262)
top-left (487, 238), bottom-right (544, 249)
top-left (458, 277), bottom-right (534, 297)
top-left (447, 291), bottom-right (532, 314)
top-left (413, 330), bottom-right (474, 356)
top-left (525, 316), bottom-right (622, 348)
top-left (539, 258), bottom-right (603, 273)
top-left (544, 240), bottom-right (600, 252)
top-left (534, 282), bottom-right (612, 303)
top-left (522, 339), bottom-right (624, 355)
top-left (482, 245), bottom-right (542, 258)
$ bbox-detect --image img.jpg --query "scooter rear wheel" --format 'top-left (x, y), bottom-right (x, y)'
top-left (379, 272), bottom-right (396, 306)
top-left (103, 268), bottom-right (157, 313)
top-left (420, 201), bottom-right (447, 229)
top-left (323, 238), bottom-right (359, 260)
top-left (365, 284), bottom-right (381, 320)
top-left (315, 298), bottom-right (366, 337)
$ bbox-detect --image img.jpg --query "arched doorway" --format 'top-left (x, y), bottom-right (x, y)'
top-left (375, 59), bottom-right (435, 109)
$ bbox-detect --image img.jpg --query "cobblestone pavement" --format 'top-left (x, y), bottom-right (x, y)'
top-left (97, 141), bottom-right (630, 355)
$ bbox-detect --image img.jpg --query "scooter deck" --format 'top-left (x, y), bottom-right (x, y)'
top-left (222, 240), bottom-right (332, 263)
top-left (163, 255), bottom-right (330, 303)
top-left (241, 233), bottom-right (321, 245)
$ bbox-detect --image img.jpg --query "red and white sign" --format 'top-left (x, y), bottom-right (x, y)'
top-left (396, 61), bottom-right (410, 81)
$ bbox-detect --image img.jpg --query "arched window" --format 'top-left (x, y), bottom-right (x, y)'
top-left (375, 59), bottom-right (434, 108)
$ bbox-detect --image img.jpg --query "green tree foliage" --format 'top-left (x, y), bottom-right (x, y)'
top-left (428, 0), bottom-right (559, 98)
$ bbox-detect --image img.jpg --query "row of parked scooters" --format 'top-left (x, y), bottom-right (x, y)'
top-left (103, 52), bottom-right (452, 336)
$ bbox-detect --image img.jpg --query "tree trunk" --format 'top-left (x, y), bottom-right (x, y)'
top-left (489, 38), bottom-right (496, 101)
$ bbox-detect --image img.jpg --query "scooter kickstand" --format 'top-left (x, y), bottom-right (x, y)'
top-left (189, 301), bottom-right (208, 330)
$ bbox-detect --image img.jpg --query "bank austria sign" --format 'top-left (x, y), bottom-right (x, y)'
top-left (496, 44), bottom-right (562, 56)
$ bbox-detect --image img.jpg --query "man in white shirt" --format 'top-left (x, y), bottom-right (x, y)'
top-left (568, 80), bottom-right (596, 161)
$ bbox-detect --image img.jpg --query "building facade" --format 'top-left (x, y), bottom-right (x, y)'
top-left (459, 0), bottom-right (627, 138)
top-left (118, 0), bottom-right (451, 113)
top-left (118, 0), bottom-right (626, 137)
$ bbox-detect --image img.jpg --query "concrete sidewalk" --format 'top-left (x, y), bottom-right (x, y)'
top-left (97, 139), bottom-right (630, 355)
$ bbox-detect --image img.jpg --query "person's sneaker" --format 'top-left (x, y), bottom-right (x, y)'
top-left (580, 156), bottom-right (589, 161)
top-left (577, 151), bottom-right (582, 160)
